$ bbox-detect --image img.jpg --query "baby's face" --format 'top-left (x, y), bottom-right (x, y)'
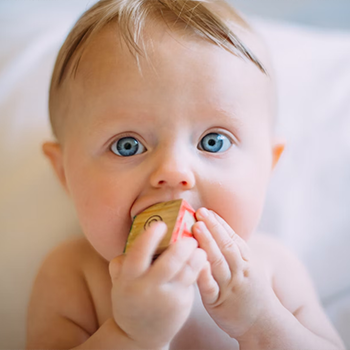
top-left (56, 24), bottom-right (281, 261)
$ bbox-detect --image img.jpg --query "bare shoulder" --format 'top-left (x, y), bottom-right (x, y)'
top-left (249, 232), bottom-right (345, 349)
top-left (26, 236), bottom-right (102, 349)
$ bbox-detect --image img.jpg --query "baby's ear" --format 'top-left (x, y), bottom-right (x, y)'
top-left (42, 141), bottom-right (69, 195)
top-left (271, 138), bottom-right (286, 171)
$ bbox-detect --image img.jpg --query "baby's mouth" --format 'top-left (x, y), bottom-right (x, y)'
top-left (130, 201), bottom-right (163, 220)
top-left (132, 203), bottom-right (161, 219)
top-left (130, 197), bottom-right (195, 220)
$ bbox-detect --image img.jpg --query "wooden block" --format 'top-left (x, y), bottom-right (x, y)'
top-left (124, 199), bottom-right (196, 259)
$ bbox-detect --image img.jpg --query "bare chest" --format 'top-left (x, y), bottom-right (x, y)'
top-left (169, 286), bottom-right (240, 350)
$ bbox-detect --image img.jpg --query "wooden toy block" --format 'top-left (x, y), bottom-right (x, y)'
top-left (124, 199), bottom-right (196, 259)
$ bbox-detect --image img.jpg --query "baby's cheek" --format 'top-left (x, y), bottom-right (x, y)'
top-left (90, 205), bottom-right (131, 260)
top-left (71, 184), bottom-right (133, 261)
top-left (218, 193), bottom-right (260, 240)
top-left (203, 179), bottom-right (267, 241)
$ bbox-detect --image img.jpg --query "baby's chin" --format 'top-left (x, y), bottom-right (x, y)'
top-left (84, 227), bottom-right (132, 263)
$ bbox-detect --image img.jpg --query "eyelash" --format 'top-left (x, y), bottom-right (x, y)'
top-left (109, 131), bottom-right (235, 157)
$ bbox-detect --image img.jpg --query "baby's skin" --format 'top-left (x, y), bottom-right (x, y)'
top-left (26, 20), bottom-right (345, 350)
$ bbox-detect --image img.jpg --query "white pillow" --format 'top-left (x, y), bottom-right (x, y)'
top-left (254, 18), bottom-right (350, 346)
top-left (0, 3), bottom-right (85, 348)
top-left (0, 3), bottom-right (349, 348)
top-left (254, 18), bottom-right (350, 292)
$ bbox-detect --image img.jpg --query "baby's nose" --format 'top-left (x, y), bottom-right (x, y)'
top-left (149, 154), bottom-right (195, 190)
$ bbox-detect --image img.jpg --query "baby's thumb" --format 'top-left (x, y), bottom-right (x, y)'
top-left (109, 254), bottom-right (125, 282)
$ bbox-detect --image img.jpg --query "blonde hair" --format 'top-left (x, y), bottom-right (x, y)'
top-left (49, 0), bottom-right (266, 141)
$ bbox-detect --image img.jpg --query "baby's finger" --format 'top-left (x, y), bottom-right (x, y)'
top-left (197, 261), bottom-right (219, 305)
top-left (193, 221), bottom-right (231, 287)
top-left (170, 248), bottom-right (207, 287)
top-left (109, 254), bottom-right (125, 282)
top-left (212, 211), bottom-right (251, 262)
top-left (122, 221), bottom-right (167, 280)
top-left (148, 237), bottom-right (198, 284)
top-left (196, 208), bottom-right (244, 273)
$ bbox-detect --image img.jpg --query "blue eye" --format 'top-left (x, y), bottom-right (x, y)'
top-left (110, 137), bottom-right (146, 157)
top-left (200, 133), bottom-right (232, 153)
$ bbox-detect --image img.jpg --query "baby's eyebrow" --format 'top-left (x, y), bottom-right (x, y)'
top-left (200, 107), bottom-right (244, 126)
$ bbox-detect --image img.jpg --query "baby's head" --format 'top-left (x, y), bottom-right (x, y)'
top-left (43, 0), bottom-right (285, 261)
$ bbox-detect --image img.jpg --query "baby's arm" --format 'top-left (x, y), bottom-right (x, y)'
top-left (26, 238), bottom-right (146, 350)
top-left (193, 209), bottom-right (345, 350)
top-left (26, 223), bottom-right (206, 350)
top-left (237, 237), bottom-right (346, 350)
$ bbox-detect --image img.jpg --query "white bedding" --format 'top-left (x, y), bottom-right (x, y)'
top-left (0, 1), bottom-right (349, 348)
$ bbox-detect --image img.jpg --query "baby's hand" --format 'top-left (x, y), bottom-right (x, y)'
top-left (193, 208), bottom-right (275, 339)
top-left (109, 222), bottom-right (207, 350)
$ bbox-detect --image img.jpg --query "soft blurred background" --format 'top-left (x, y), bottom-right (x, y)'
top-left (1, 0), bottom-right (349, 349)
top-left (234, 0), bottom-right (350, 29)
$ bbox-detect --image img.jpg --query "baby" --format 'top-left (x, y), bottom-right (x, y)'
top-left (26, 0), bottom-right (345, 349)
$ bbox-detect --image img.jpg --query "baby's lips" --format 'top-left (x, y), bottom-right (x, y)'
top-left (131, 198), bottom-right (195, 219)
top-left (133, 203), bottom-right (161, 219)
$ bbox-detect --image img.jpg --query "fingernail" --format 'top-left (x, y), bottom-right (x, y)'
top-left (198, 208), bottom-right (209, 218)
top-left (157, 221), bottom-right (167, 231)
top-left (152, 221), bottom-right (167, 234)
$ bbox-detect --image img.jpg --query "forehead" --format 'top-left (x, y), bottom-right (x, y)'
top-left (66, 22), bottom-right (274, 129)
